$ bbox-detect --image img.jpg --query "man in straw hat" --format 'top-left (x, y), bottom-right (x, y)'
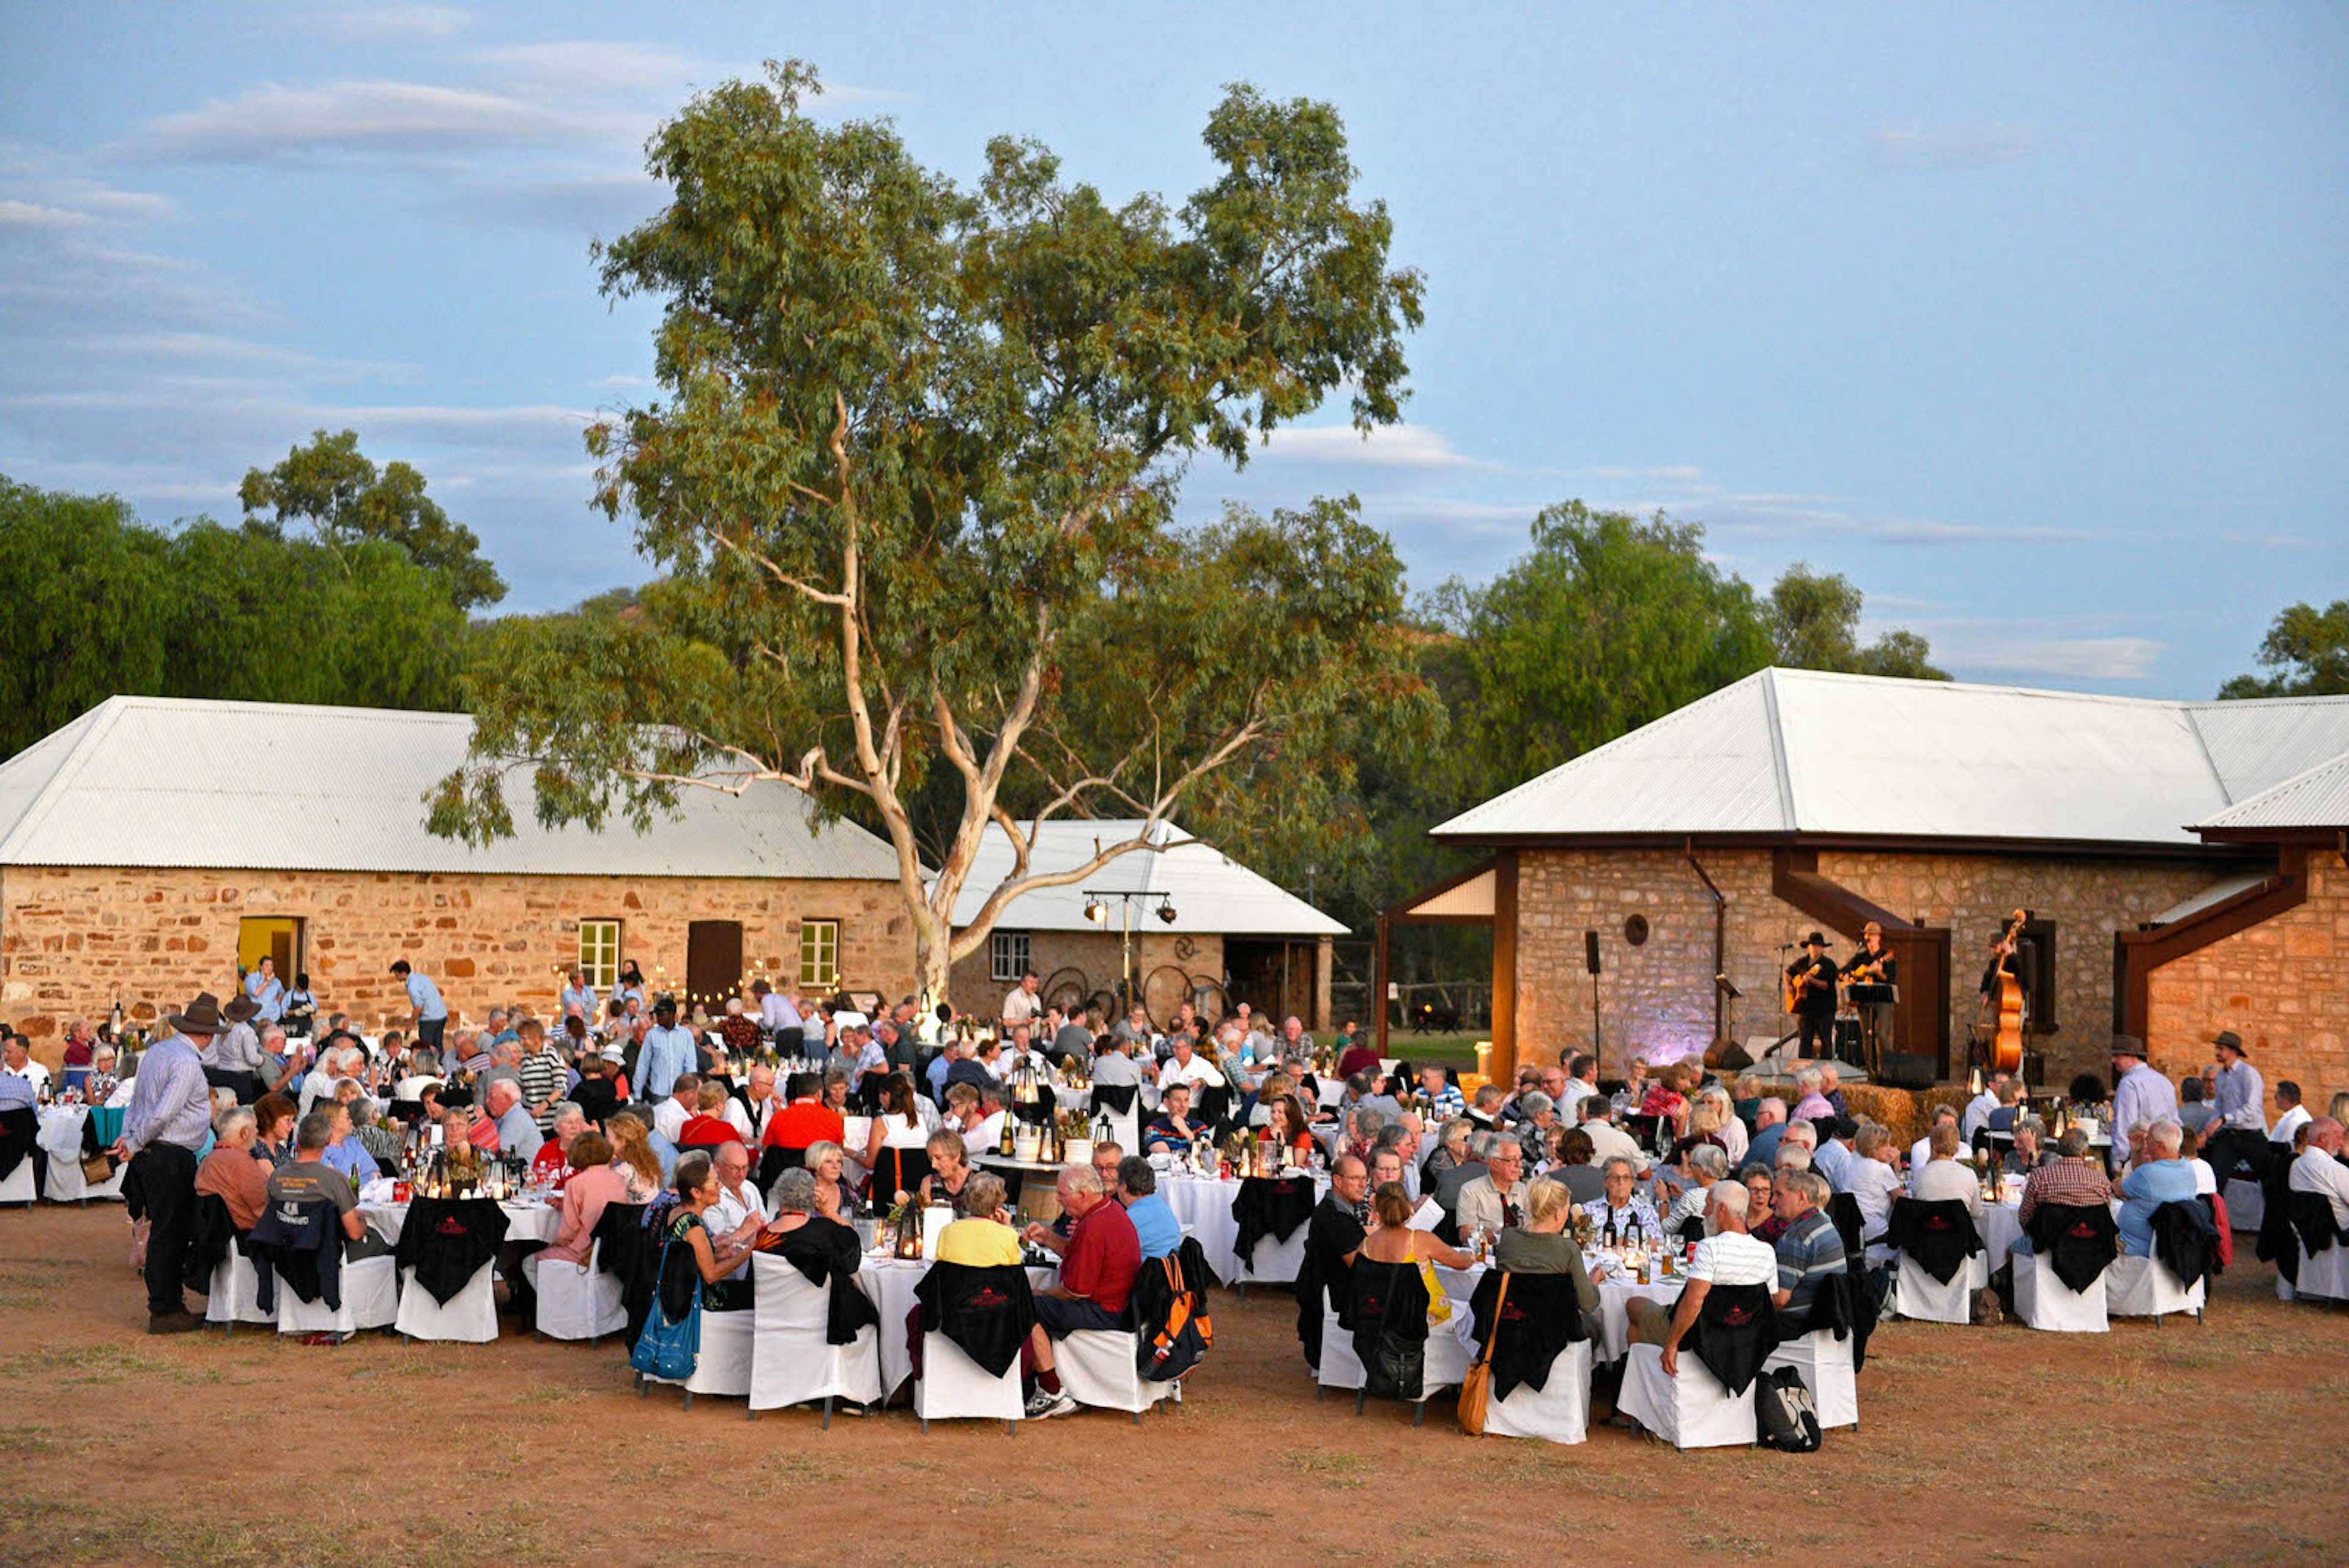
top-left (113, 992), bottom-right (228, 1332)
top-left (2204, 1030), bottom-right (2269, 1186)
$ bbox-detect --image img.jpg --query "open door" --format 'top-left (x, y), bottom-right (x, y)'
top-left (237, 917), bottom-right (301, 984)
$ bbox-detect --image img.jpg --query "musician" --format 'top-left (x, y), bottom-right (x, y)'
top-left (1844, 921), bottom-right (1898, 1068)
top-left (1784, 932), bottom-right (1839, 1057)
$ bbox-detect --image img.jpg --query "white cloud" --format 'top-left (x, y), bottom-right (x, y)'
top-left (125, 81), bottom-right (635, 165)
top-left (1870, 124), bottom-right (2037, 173)
top-left (0, 199), bottom-right (95, 230)
top-left (1253, 422), bottom-right (1485, 471)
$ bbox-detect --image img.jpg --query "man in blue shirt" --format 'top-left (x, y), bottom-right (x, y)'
top-left (243, 956), bottom-right (286, 1024)
top-left (392, 960), bottom-right (448, 1054)
top-left (1115, 1155), bottom-right (1183, 1260)
top-left (2117, 1119), bottom-right (2198, 1255)
top-left (635, 997), bottom-right (698, 1104)
top-left (116, 993), bottom-right (229, 1331)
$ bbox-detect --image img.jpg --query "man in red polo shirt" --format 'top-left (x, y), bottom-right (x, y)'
top-left (760, 1071), bottom-right (843, 1161)
top-left (1018, 1164), bottom-right (1141, 1419)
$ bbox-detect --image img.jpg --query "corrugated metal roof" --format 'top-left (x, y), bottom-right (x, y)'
top-left (2194, 749), bottom-right (2349, 831)
top-left (1433, 667), bottom-right (2349, 849)
top-left (940, 817), bottom-right (1348, 937)
top-left (2147, 871), bottom-right (2272, 925)
top-left (0, 696), bottom-right (903, 880)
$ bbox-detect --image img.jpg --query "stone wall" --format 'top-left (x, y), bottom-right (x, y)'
top-left (0, 864), bottom-right (915, 1065)
top-left (945, 929), bottom-right (1225, 1027)
top-left (1510, 845), bottom-right (2225, 1086)
top-left (2145, 849), bottom-right (2349, 1107)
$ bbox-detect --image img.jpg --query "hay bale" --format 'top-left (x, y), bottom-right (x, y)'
top-left (1842, 1083), bottom-right (1968, 1146)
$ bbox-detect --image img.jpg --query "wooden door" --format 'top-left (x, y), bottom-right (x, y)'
top-left (686, 921), bottom-right (744, 1015)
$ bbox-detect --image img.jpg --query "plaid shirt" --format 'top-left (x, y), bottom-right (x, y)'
top-left (2016, 1156), bottom-right (2113, 1228)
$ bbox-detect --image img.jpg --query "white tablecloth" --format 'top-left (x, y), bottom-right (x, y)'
top-left (34, 1107), bottom-right (118, 1202)
top-left (852, 1255), bottom-right (1057, 1396)
top-left (1982, 1201), bottom-right (2023, 1259)
top-left (1160, 1171), bottom-right (1327, 1285)
top-left (1421, 1262), bottom-right (1668, 1371)
top-left (357, 1198), bottom-right (562, 1246)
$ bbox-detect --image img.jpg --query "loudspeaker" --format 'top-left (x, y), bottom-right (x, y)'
top-left (1584, 931), bottom-right (1601, 976)
top-left (1877, 1051), bottom-right (1936, 1090)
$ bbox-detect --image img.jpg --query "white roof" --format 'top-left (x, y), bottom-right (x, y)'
top-left (1434, 668), bottom-right (2349, 849)
top-left (0, 696), bottom-right (902, 879)
top-left (2195, 748), bottom-right (2349, 832)
top-left (940, 818), bottom-right (1346, 937)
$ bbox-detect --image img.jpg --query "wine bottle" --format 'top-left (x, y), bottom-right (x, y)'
top-left (999, 1107), bottom-right (1017, 1157)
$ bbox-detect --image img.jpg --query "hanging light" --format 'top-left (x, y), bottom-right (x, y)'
top-left (1157, 897), bottom-right (1178, 924)
top-left (1083, 897), bottom-right (1106, 924)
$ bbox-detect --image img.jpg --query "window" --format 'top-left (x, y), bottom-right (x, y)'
top-left (991, 929), bottom-right (1031, 983)
top-left (2018, 917), bottom-right (2058, 1031)
top-left (579, 920), bottom-right (621, 990)
top-left (799, 919), bottom-right (839, 990)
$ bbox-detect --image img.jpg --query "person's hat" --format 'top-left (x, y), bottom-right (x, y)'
top-left (601, 1043), bottom-right (626, 1063)
top-left (2109, 1033), bottom-right (2148, 1058)
top-left (2208, 1029), bottom-right (2245, 1057)
top-left (1861, 920), bottom-right (1882, 935)
top-left (167, 992), bottom-right (228, 1036)
top-left (1803, 931), bottom-right (1828, 947)
top-left (221, 994), bottom-right (261, 1024)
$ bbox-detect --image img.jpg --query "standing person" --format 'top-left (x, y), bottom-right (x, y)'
top-left (1001, 972), bottom-right (1044, 1030)
top-left (2107, 1036), bottom-right (2177, 1175)
top-left (1783, 932), bottom-right (1840, 1060)
top-left (281, 973), bottom-right (318, 1038)
top-left (111, 992), bottom-right (225, 1333)
top-left (1843, 922), bottom-right (1898, 1068)
top-left (2205, 1031), bottom-right (2268, 1185)
top-left (242, 956), bottom-right (286, 1025)
top-left (636, 997), bottom-right (699, 1104)
top-left (391, 959), bottom-right (448, 1057)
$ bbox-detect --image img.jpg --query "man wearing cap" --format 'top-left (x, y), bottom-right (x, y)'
top-left (2204, 1031), bottom-right (2269, 1186)
top-left (1783, 932), bottom-right (1841, 1060)
top-left (113, 993), bottom-right (225, 1332)
top-left (203, 993), bottom-right (268, 1105)
top-left (636, 997), bottom-right (698, 1104)
top-left (391, 959), bottom-right (448, 1055)
top-left (2107, 1035), bottom-right (2176, 1175)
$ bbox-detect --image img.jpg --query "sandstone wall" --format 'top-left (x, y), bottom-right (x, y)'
top-left (0, 865), bottom-right (915, 1063)
top-left (2145, 849), bottom-right (2349, 1108)
top-left (1510, 845), bottom-right (2224, 1086)
top-left (946, 929), bottom-right (1225, 1027)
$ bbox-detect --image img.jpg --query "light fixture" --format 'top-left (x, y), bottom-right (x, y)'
top-left (1083, 897), bottom-right (1106, 924)
top-left (1156, 897), bottom-right (1178, 924)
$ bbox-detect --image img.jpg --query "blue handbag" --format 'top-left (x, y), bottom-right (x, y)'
top-left (629, 1235), bottom-right (702, 1381)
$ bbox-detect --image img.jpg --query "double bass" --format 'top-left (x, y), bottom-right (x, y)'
top-left (1983, 908), bottom-right (2028, 1074)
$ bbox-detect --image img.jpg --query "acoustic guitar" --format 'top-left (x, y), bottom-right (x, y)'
top-left (1984, 908), bottom-right (2028, 1074)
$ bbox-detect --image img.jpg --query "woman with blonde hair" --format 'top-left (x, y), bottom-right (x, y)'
top-left (606, 1112), bottom-right (663, 1202)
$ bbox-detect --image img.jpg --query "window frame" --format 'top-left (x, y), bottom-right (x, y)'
top-left (799, 918), bottom-right (840, 991)
top-left (578, 918), bottom-right (622, 992)
top-left (2016, 916), bottom-right (2058, 1033)
top-left (990, 929), bottom-right (1031, 984)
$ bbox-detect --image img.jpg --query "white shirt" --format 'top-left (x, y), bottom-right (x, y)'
top-left (1912, 1157), bottom-right (1983, 1219)
top-left (740, 1092), bottom-right (780, 1144)
top-left (1581, 1120), bottom-right (1642, 1169)
top-left (1686, 1230), bottom-right (1778, 1287)
top-left (2272, 1105), bottom-right (2311, 1148)
top-left (1161, 1055), bottom-right (1226, 1091)
top-left (2288, 1146), bottom-right (2349, 1228)
top-left (760, 994), bottom-right (803, 1033)
top-left (721, 1099), bottom-right (755, 1142)
top-left (2188, 1157), bottom-right (2217, 1197)
top-left (1558, 1078), bottom-right (1597, 1118)
top-left (1845, 1158), bottom-right (1902, 1239)
top-left (708, 1181), bottom-right (768, 1280)
top-left (652, 1096), bottom-right (693, 1144)
top-left (2, 1059), bottom-right (50, 1093)
top-left (963, 1110), bottom-right (1008, 1157)
top-left (1716, 1114), bottom-right (1749, 1165)
top-left (1960, 1091), bottom-right (2000, 1142)
top-left (1002, 988), bottom-right (1042, 1025)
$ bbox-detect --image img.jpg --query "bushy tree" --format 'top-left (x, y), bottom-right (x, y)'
top-left (2220, 600), bottom-right (2349, 698)
top-left (240, 428), bottom-right (507, 609)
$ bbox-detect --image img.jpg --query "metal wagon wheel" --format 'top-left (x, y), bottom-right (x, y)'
top-left (1142, 964), bottom-right (1193, 1029)
top-left (1041, 967), bottom-right (1090, 1015)
top-left (1186, 973), bottom-right (1228, 1025)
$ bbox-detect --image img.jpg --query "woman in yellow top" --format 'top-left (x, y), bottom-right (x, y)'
top-left (935, 1172), bottom-right (1023, 1266)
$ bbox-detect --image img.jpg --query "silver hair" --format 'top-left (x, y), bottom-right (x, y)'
top-left (214, 1106), bottom-right (256, 1141)
top-left (1756, 1097), bottom-right (1788, 1124)
top-left (1781, 1120), bottom-right (1819, 1148)
top-left (1706, 1181), bottom-right (1750, 1222)
top-left (1686, 1144), bottom-right (1729, 1179)
top-left (1775, 1146), bottom-right (1813, 1172)
top-left (2149, 1118), bottom-right (2184, 1156)
top-left (1518, 1091), bottom-right (1554, 1119)
top-left (1439, 1117), bottom-right (1474, 1151)
top-left (771, 1168), bottom-right (818, 1212)
top-left (1059, 1164), bottom-right (1104, 1197)
top-left (1793, 1067), bottom-right (1822, 1093)
top-left (1471, 1130), bottom-right (1505, 1161)
top-left (547, 1100), bottom-right (584, 1128)
top-left (2015, 1115), bottom-right (2048, 1141)
top-left (1776, 1169), bottom-right (1831, 1206)
top-left (1600, 1154), bottom-right (1638, 1180)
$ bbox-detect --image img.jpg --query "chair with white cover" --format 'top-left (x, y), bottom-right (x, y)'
top-left (395, 1261), bottom-right (500, 1343)
top-left (276, 1255), bottom-right (399, 1336)
top-left (1885, 1198), bottom-right (1986, 1325)
top-left (2009, 1202), bottom-right (2116, 1333)
top-left (1232, 1176), bottom-right (1313, 1298)
top-left (0, 1156), bottom-right (35, 1206)
top-left (2106, 1254), bottom-right (2205, 1322)
top-left (1468, 1272), bottom-right (1594, 1446)
top-left (206, 1235), bottom-right (276, 1335)
top-left (35, 1114), bottom-right (124, 1203)
top-left (1617, 1343), bottom-right (1757, 1450)
top-left (644, 1308), bottom-right (755, 1410)
top-left (1761, 1329), bottom-right (1858, 1430)
top-left (1486, 1340), bottom-right (1594, 1445)
top-left (1055, 1329), bottom-right (1173, 1422)
top-left (913, 1331), bottom-right (1022, 1433)
top-left (1314, 1304), bottom-right (1366, 1394)
top-left (530, 1241), bottom-right (626, 1344)
top-left (2279, 1192), bottom-right (2349, 1303)
top-left (746, 1254), bottom-right (883, 1427)
top-left (2222, 1177), bottom-right (2263, 1235)
top-left (2011, 1250), bottom-right (2107, 1332)
top-left (1244, 1228), bottom-right (1307, 1288)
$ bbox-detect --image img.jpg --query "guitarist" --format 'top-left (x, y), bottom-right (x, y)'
top-left (1783, 932), bottom-right (1841, 1059)
top-left (1844, 921), bottom-right (1899, 1069)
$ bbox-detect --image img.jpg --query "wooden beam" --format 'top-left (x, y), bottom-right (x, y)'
top-left (2114, 843), bottom-right (2307, 1038)
top-left (1491, 850), bottom-right (1519, 1082)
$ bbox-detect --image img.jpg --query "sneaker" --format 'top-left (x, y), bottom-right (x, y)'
top-left (1023, 1388), bottom-right (1077, 1421)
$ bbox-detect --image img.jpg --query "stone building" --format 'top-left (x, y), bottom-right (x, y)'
top-left (940, 818), bottom-right (1346, 1029)
top-left (1403, 668), bottom-right (2349, 1091)
top-left (0, 696), bottom-right (916, 1058)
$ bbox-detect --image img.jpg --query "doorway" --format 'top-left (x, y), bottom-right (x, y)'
top-left (237, 916), bottom-right (302, 985)
top-left (686, 921), bottom-right (744, 1014)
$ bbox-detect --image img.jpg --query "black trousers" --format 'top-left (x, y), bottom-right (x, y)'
top-left (1797, 1010), bottom-right (1836, 1056)
top-left (132, 1142), bottom-right (200, 1317)
top-left (417, 1017), bottom-right (447, 1053)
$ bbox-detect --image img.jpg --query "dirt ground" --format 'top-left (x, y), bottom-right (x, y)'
top-left (2, 1202), bottom-right (2343, 1567)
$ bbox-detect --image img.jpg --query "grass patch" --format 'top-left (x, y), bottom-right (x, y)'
top-left (1684, 1528), bottom-right (1774, 1559)
top-left (0, 1343), bottom-right (189, 1385)
top-left (1288, 1451), bottom-right (1371, 1488)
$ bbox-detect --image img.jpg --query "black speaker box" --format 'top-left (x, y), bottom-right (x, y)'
top-left (1876, 1052), bottom-right (1936, 1090)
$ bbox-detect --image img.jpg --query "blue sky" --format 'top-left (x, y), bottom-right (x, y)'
top-left (3, 2), bottom-right (2342, 697)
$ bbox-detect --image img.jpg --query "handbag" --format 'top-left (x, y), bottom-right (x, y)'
top-left (629, 1235), bottom-right (703, 1382)
top-left (81, 1151), bottom-right (117, 1185)
top-left (1458, 1271), bottom-right (1510, 1435)
top-left (1414, 1247), bottom-right (1451, 1325)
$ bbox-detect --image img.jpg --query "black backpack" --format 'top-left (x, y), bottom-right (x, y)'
top-left (1755, 1365), bottom-right (1823, 1452)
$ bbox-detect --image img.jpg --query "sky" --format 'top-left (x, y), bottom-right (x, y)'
top-left (2, 2), bottom-right (2343, 698)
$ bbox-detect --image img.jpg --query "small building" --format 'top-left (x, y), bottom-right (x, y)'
top-left (940, 818), bottom-right (1347, 1028)
top-left (0, 696), bottom-right (916, 1055)
top-left (1409, 667), bottom-right (2349, 1089)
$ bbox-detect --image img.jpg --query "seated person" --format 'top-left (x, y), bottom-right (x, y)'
top-left (2011, 1128), bottom-right (2113, 1253)
top-left (757, 1166), bottom-right (863, 1280)
top-left (1143, 1082), bottom-right (1208, 1154)
top-left (1907, 1124), bottom-right (1980, 1219)
top-left (532, 1104), bottom-right (588, 1187)
top-left (677, 1081), bottom-right (742, 1148)
top-left (1628, 1183), bottom-right (1776, 1365)
top-left (803, 1140), bottom-right (859, 1217)
top-left (664, 1151), bottom-right (750, 1309)
top-left (1114, 1156), bottom-right (1181, 1261)
top-left (1019, 1166), bottom-right (1144, 1420)
top-left (762, 1071), bottom-right (845, 1162)
top-left (480, 1080), bottom-right (544, 1162)
top-left (535, 1132), bottom-right (621, 1267)
top-left (1768, 1170), bottom-right (1846, 1323)
top-left (2117, 1119), bottom-right (2198, 1256)
top-left (1583, 1155), bottom-right (1663, 1260)
top-left (651, 1072), bottom-right (700, 1145)
top-left (195, 1107), bottom-right (271, 1232)
top-left (1663, 1145), bottom-right (1732, 1236)
top-left (935, 1171), bottom-right (1023, 1266)
top-left (2288, 1117), bottom-right (2349, 1229)
top-left (1456, 1137), bottom-right (1529, 1237)
top-left (707, 1141), bottom-right (770, 1279)
top-left (918, 1129), bottom-right (974, 1208)
top-left (1423, 1118), bottom-right (1473, 1185)
top-left (2002, 1115), bottom-right (2054, 1176)
top-left (1743, 1168), bottom-right (1784, 1243)
top-left (1845, 1124), bottom-right (1906, 1243)
top-left (318, 1101), bottom-right (382, 1185)
top-left (265, 1110), bottom-right (385, 1260)
top-left (1493, 1176), bottom-right (1600, 1332)
top-left (1357, 1177), bottom-right (1473, 1290)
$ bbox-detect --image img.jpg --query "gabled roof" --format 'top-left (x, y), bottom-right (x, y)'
top-left (2194, 748), bottom-right (2349, 833)
top-left (0, 696), bottom-right (902, 880)
top-left (940, 817), bottom-right (1347, 937)
top-left (1433, 668), bottom-right (2349, 849)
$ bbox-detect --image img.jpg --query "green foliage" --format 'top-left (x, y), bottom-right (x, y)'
top-left (0, 475), bottom-right (475, 759)
top-left (445, 62), bottom-right (1429, 993)
top-left (1766, 562), bottom-right (1948, 680)
top-left (240, 429), bottom-right (507, 609)
top-left (2219, 600), bottom-right (2349, 698)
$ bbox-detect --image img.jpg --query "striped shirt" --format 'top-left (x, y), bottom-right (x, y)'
top-left (1773, 1207), bottom-right (1846, 1318)
top-left (519, 1046), bottom-right (568, 1128)
top-left (122, 1035), bottom-right (214, 1154)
